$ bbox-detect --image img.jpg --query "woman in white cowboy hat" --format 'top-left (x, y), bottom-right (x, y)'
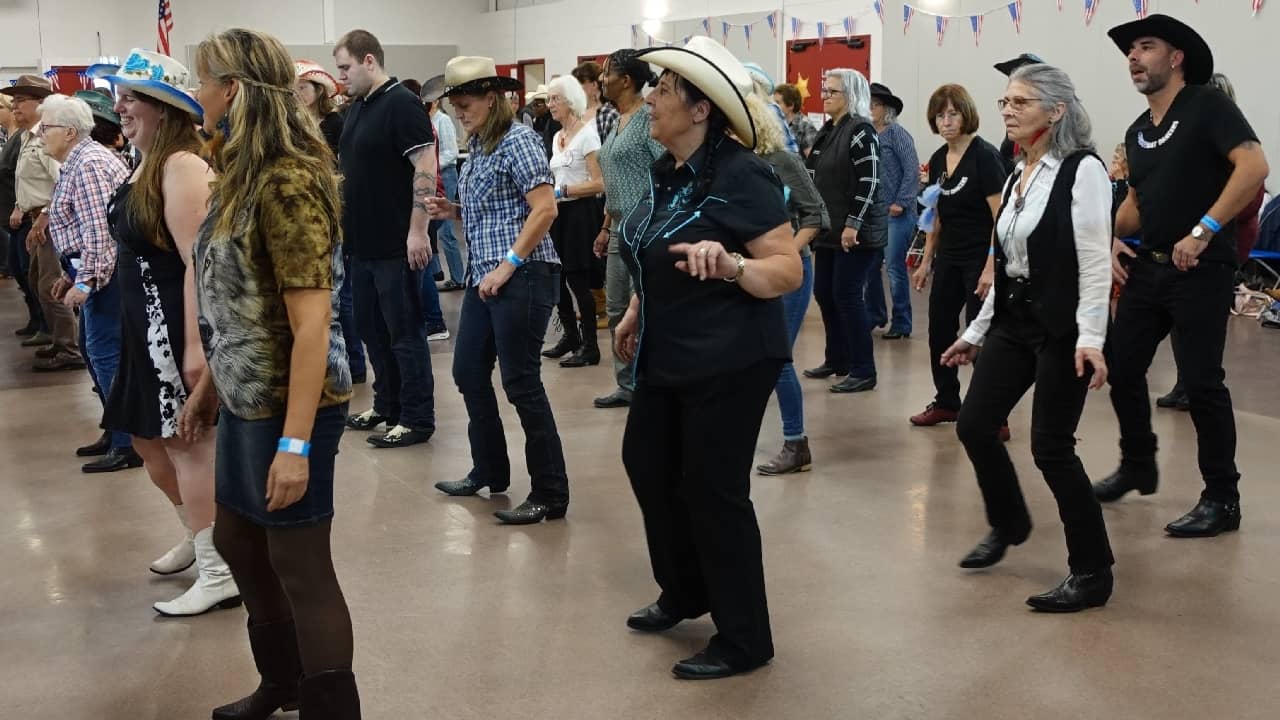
top-left (294, 59), bottom-right (343, 155)
top-left (93, 49), bottom-right (242, 618)
top-left (425, 56), bottom-right (571, 526)
top-left (612, 36), bottom-right (800, 680)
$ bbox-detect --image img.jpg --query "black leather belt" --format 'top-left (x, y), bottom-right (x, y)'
top-left (1136, 248), bottom-right (1172, 265)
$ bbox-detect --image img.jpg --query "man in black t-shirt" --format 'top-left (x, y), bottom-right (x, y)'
top-left (334, 29), bottom-right (439, 449)
top-left (1096, 15), bottom-right (1269, 537)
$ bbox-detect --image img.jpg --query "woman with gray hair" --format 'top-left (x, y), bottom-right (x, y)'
top-left (803, 67), bottom-right (887, 394)
top-left (941, 63), bottom-right (1115, 612)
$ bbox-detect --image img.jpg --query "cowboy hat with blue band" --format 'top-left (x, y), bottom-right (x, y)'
top-left (1107, 14), bottom-right (1213, 85)
top-left (635, 36), bottom-right (757, 149)
top-left (96, 49), bottom-right (203, 119)
top-left (74, 90), bottom-right (121, 125)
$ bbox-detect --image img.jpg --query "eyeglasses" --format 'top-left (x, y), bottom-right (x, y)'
top-left (997, 96), bottom-right (1042, 112)
top-left (820, 88), bottom-right (844, 97)
top-left (37, 124), bottom-right (69, 137)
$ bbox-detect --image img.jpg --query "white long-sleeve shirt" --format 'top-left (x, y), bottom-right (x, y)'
top-left (961, 152), bottom-right (1112, 350)
top-left (432, 109), bottom-right (459, 167)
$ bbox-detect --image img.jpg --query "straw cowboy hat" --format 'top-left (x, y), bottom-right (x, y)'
top-left (93, 49), bottom-right (203, 118)
top-left (869, 83), bottom-right (904, 115)
top-left (295, 59), bottom-right (340, 98)
top-left (635, 36), bottom-right (756, 149)
top-left (1108, 14), bottom-right (1213, 85)
top-left (442, 57), bottom-right (523, 98)
top-left (420, 74), bottom-right (447, 103)
top-left (74, 90), bottom-right (122, 126)
top-left (525, 84), bottom-right (549, 104)
top-left (1, 75), bottom-right (54, 100)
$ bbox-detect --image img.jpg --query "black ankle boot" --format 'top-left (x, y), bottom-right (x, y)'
top-left (300, 669), bottom-right (361, 719)
top-left (212, 619), bottom-right (302, 720)
top-left (542, 313), bottom-right (581, 359)
top-left (1026, 569), bottom-right (1114, 612)
top-left (560, 321), bottom-right (600, 367)
top-left (1093, 460), bottom-right (1158, 502)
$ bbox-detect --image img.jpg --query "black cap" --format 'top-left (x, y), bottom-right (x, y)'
top-left (994, 53), bottom-right (1045, 77)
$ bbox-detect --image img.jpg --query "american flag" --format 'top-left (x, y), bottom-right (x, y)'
top-left (157, 0), bottom-right (174, 55)
top-left (874, 0), bottom-right (885, 25)
top-left (1008, 1), bottom-right (1023, 33)
top-left (1132, 0), bottom-right (1148, 18)
top-left (1085, 0), bottom-right (1100, 26)
top-left (970, 15), bottom-right (984, 45)
top-left (1254, 0), bottom-right (1265, 16)
top-left (904, 5), bottom-right (915, 35)
top-left (936, 16), bottom-right (948, 47)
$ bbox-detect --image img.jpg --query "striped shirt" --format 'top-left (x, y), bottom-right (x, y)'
top-left (877, 121), bottom-right (920, 210)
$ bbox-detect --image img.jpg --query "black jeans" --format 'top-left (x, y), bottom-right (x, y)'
top-left (621, 359), bottom-right (781, 669)
top-left (452, 261), bottom-right (569, 506)
top-left (928, 255), bottom-right (987, 410)
top-left (812, 247), bottom-right (878, 378)
top-left (1107, 258), bottom-right (1239, 501)
top-left (350, 257), bottom-right (435, 432)
top-left (956, 302), bottom-right (1114, 572)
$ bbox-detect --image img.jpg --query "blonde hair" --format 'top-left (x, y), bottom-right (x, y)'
top-left (0, 95), bottom-right (13, 112)
top-left (195, 28), bottom-right (340, 242)
top-left (744, 95), bottom-right (786, 156)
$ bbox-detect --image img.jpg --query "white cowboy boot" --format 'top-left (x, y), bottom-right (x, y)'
top-left (149, 504), bottom-right (195, 575)
top-left (153, 526), bottom-right (242, 617)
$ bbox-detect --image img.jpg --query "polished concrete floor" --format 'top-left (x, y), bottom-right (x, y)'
top-left (4, 274), bottom-right (1280, 720)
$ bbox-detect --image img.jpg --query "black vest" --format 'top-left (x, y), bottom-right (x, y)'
top-left (807, 114), bottom-right (887, 251)
top-left (992, 150), bottom-right (1099, 339)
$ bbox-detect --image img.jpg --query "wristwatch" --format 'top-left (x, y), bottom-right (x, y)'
top-left (723, 252), bottom-right (746, 283)
top-left (1191, 225), bottom-right (1210, 241)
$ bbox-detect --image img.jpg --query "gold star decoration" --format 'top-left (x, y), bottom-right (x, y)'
top-left (795, 74), bottom-right (811, 102)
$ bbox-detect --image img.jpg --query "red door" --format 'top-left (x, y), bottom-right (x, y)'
top-left (496, 63), bottom-right (521, 106)
top-left (784, 36), bottom-right (872, 116)
top-left (50, 66), bottom-right (92, 96)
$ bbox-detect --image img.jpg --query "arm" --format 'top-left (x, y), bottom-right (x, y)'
top-left (407, 144), bottom-right (438, 270)
top-left (477, 183), bottom-right (558, 299)
top-left (895, 131), bottom-right (921, 210)
top-left (844, 124), bottom-right (880, 232)
top-left (1113, 186), bottom-right (1140, 237)
top-left (278, 288), bottom-right (332, 449)
top-left (671, 221), bottom-right (801, 299)
top-left (162, 153), bottom-right (215, 391)
top-left (975, 193), bottom-right (1002, 299)
top-left (566, 150), bottom-right (605, 198)
top-left (74, 160), bottom-right (127, 290)
top-left (1072, 158), bottom-right (1114, 352)
top-left (913, 217), bottom-right (940, 291)
top-left (1205, 141), bottom-right (1270, 231)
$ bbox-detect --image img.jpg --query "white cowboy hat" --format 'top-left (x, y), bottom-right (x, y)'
top-left (97, 49), bottom-right (203, 118)
top-left (635, 36), bottom-right (756, 148)
top-left (525, 84), bottom-right (548, 103)
top-left (442, 56), bottom-right (523, 98)
top-left (295, 59), bottom-right (339, 98)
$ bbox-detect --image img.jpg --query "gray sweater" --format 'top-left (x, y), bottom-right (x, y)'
top-left (765, 149), bottom-right (829, 257)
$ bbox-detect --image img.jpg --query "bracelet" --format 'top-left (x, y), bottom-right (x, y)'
top-left (554, 186), bottom-right (564, 200)
top-left (74, 282), bottom-right (92, 294)
top-left (1200, 214), bottom-right (1222, 233)
top-left (278, 437), bottom-right (311, 458)
top-left (505, 250), bottom-right (525, 267)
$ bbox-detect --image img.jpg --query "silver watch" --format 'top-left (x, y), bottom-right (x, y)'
top-left (1191, 225), bottom-right (1208, 241)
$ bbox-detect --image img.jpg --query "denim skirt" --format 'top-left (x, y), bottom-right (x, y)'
top-left (215, 403), bottom-right (348, 528)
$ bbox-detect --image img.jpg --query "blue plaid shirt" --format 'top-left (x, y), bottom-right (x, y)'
top-left (459, 123), bottom-right (560, 285)
top-left (877, 121), bottom-right (920, 210)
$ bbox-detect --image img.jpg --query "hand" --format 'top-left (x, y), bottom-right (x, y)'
top-left (406, 229), bottom-right (433, 270)
top-left (265, 452), bottom-right (310, 512)
top-left (1111, 238), bottom-right (1137, 285)
top-left (976, 254), bottom-right (995, 300)
top-left (594, 229), bottom-right (610, 258)
top-left (424, 196), bottom-right (457, 221)
top-left (62, 286), bottom-right (88, 309)
top-left (889, 203), bottom-right (904, 218)
top-left (8, 208), bottom-right (21, 230)
top-left (479, 261), bottom-right (516, 299)
top-left (670, 240), bottom-right (735, 280)
top-left (615, 305), bottom-right (639, 362)
top-left (29, 213), bottom-right (49, 247)
top-left (51, 276), bottom-right (71, 301)
top-left (912, 261), bottom-right (932, 292)
top-left (940, 338), bottom-right (980, 367)
top-left (177, 386), bottom-right (218, 443)
top-left (1172, 232), bottom-right (1209, 272)
top-left (1075, 347), bottom-right (1108, 390)
top-left (840, 227), bottom-right (859, 252)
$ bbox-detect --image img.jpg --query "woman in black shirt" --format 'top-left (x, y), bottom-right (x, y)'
top-left (615, 36), bottom-right (800, 680)
top-left (294, 60), bottom-right (344, 156)
top-left (910, 84), bottom-right (1008, 429)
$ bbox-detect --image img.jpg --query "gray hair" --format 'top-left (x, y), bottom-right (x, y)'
top-left (881, 106), bottom-right (899, 124)
top-left (37, 95), bottom-right (95, 136)
top-left (826, 68), bottom-right (871, 118)
top-left (1209, 73), bottom-right (1237, 104)
top-left (548, 75), bottom-right (587, 117)
top-left (1009, 63), bottom-right (1094, 159)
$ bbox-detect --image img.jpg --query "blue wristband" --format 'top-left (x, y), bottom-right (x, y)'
top-left (988, 246), bottom-right (995, 256)
top-left (505, 250), bottom-right (525, 267)
top-left (75, 282), bottom-right (92, 294)
top-left (1200, 214), bottom-right (1222, 233)
top-left (277, 437), bottom-right (311, 457)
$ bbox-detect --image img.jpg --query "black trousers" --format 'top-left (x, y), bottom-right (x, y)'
top-left (621, 359), bottom-right (781, 668)
top-left (929, 255), bottom-right (987, 410)
top-left (1107, 258), bottom-right (1239, 501)
top-left (956, 302), bottom-right (1114, 572)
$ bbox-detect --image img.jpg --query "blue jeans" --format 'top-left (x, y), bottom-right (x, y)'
top-left (436, 165), bottom-right (465, 282)
top-left (813, 247), bottom-right (878, 379)
top-left (773, 254), bottom-right (813, 439)
top-left (351, 257), bottom-right (436, 432)
top-left (7, 220), bottom-right (45, 330)
top-left (81, 279), bottom-right (131, 450)
top-left (338, 255), bottom-right (366, 379)
top-left (452, 261), bottom-right (569, 506)
top-left (865, 210), bottom-right (917, 334)
top-left (418, 259), bottom-right (447, 332)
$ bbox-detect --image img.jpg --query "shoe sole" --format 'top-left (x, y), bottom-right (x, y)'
top-left (366, 438), bottom-right (429, 449)
top-left (81, 462), bottom-right (144, 474)
top-left (76, 448), bottom-right (111, 458)
top-left (33, 363), bottom-right (86, 372)
top-left (153, 595), bottom-right (243, 617)
top-left (149, 558), bottom-right (196, 576)
top-left (910, 418), bottom-right (959, 427)
top-left (1164, 521), bottom-right (1241, 538)
top-left (757, 464), bottom-right (812, 476)
top-left (494, 514), bottom-right (567, 525)
top-left (436, 484), bottom-right (509, 497)
top-left (1025, 598), bottom-right (1109, 613)
top-left (626, 619), bottom-right (682, 633)
top-left (830, 385), bottom-right (876, 394)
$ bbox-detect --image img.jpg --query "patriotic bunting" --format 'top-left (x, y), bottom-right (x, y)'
top-left (935, 15), bottom-right (948, 46)
top-left (904, 5), bottom-right (915, 34)
top-left (744, 24), bottom-right (752, 49)
top-left (1085, 0), bottom-right (1100, 26)
top-left (816, 21), bottom-right (827, 48)
top-left (844, 16), bottom-right (856, 40)
top-left (970, 15), bottom-right (983, 45)
top-left (766, 11), bottom-right (778, 38)
top-left (1008, 2), bottom-right (1022, 33)
top-left (1253, 0), bottom-right (1264, 15)
top-left (1132, 0), bottom-right (1148, 18)
top-left (874, 0), bottom-right (885, 25)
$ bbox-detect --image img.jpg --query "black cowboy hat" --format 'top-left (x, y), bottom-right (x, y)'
top-left (993, 53), bottom-right (1044, 77)
top-left (1107, 14), bottom-right (1213, 85)
top-left (869, 83), bottom-right (903, 115)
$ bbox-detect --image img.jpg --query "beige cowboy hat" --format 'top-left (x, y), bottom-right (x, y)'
top-left (525, 84), bottom-right (548, 103)
top-left (442, 57), bottom-right (522, 98)
top-left (635, 35), bottom-right (756, 148)
top-left (1, 74), bottom-right (54, 100)
top-left (295, 59), bottom-right (340, 98)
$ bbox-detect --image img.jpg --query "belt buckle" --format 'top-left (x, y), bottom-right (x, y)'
top-left (1150, 251), bottom-right (1171, 265)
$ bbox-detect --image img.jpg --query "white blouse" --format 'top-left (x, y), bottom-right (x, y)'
top-left (961, 152), bottom-right (1113, 350)
top-left (548, 122), bottom-right (601, 201)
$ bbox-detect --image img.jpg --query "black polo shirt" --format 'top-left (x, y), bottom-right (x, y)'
top-left (620, 137), bottom-right (792, 386)
top-left (1126, 84), bottom-right (1258, 266)
top-left (928, 136), bottom-right (1007, 263)
top-left (339, 78), bottom-right (435, 259)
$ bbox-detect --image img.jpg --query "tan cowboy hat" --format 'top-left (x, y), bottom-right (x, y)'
top-left (525, 84), bottom-right (548, 103)
top-left (1, 75), bottom-right (54, 100)
top-left (295, 59), bottom-right (339, 98)
top-left (635, 36), bottom-right (756, 148)
top-left (420, 74), bottom-right (447, 103)
top-left (442, 57), bottom-right (523, 98)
